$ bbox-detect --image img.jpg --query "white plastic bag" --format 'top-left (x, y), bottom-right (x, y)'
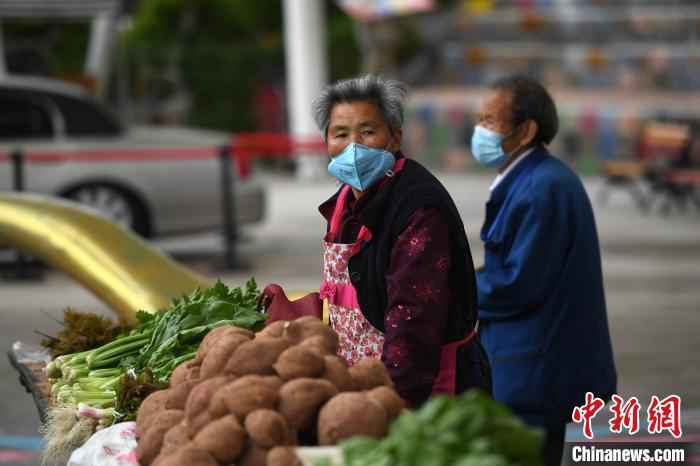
top-left (67, 422), bottom-right (139, 466)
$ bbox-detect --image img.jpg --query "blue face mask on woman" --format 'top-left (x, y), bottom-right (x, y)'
top-left (328, 143), bottom-right (395, 191)
top-left (471, 125), bottom-right (513, 167)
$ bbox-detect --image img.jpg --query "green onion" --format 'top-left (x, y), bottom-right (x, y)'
top-left (88, 368), bottom-right (122, 378)
top-left (87, 337), bottom-right (149, 369)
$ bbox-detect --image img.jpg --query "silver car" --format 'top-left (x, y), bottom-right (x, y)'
top-left (0, 75), bottom-right (265, 237)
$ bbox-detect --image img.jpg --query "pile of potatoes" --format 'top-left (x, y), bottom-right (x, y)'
top-left (134, 316), bottom-right (405, 466)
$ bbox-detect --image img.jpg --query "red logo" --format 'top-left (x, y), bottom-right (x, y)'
top-left (609, 394), bottom-right (641, 435)
top-left (573, 393), bottom-right (683, 439)
top-left (572, 392), bottom-right (605, 439)
top-left (647, 395), bottom-right (682, 438)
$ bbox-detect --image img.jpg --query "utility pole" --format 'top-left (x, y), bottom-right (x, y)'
top-left (85, 11), bottom-right (117, 97)
top-left (282, 0), bottom-right (329, 179)
top-left (0, 22), bottom-right (6, 77)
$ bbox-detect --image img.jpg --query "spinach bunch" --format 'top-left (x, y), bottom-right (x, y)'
top-left (132, 278), bottom-right (265, 381)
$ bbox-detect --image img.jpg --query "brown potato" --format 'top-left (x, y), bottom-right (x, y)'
top-left (257, 320), bottom-right (288, 338)
top-left (239, 443), bottom-right (270, 466)
top-left (136, 390), bottom-right (171, 437)
top-left (151, 451), bottom-right (173, 466)
top-left (156, 437), bottom-right (182, 461)
top-left (155, 443), bottom-right (218, 466)
top-left (162, 422), bottom-right (190, 450)
top-left (136, 423), bottom-right (170, 466)
top-left (226, 326), bottom-right (256, 340)
top-left (321, 355), bottom-right (356, 392)
top-left (186, 411), bottom-right (212, 439)
top-left (188, 365), bottom-right (201, 382)
top-left (366, 386), bottom-right (405, 420)
top-left (262, 374), bottom-right (285, 392)
top-left (244, 409), bottom-right (293, 448)
top-left (203, 325), bottom-right (253, 349)
top-left (208, 390), bottom-right (234, 419)
top-left (317, 392), bottom-right (388, 446)
top-left (297, 335), bottom-right (335, 356)
top-left (225, 336), bottom-right (291, 376)
top-left (192, 414), bottom-right (247, 463)
top-left (295, 318), bottom-right (339, 353)
top-left (274, 345), bottom-right (325, 380)
top-left (149, 409), bottom-right (185, 432)
top-left (267, 446), bottom-right (302, 466)
top-left (170, 359), bottom-right (201, 386)
top-left (200, 334), bottom-right (250, 379)
top-left (209, 376), bottom-right (280, 420)
top-left (196, 326), bottom-right (231, 362)
top-left (185, 376), bottom-right (233, 427)
top-left (278, 378), bottom-right (338, 431)
top-left (217, 325), bottom-right (253, 348)
top-left (349, 358), bottom-right (393, 390)
top-left (165, 379), bottom-right (199, 410)
top-left (280, 320), bottom-right (304, 343)
top-left (171, 361), bottom-right (191, 382)
top-left (262, 320), bottom-right (314, 344)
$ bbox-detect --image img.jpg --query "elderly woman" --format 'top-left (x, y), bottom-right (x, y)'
top-left (306, 75), bottom-right (488, 406)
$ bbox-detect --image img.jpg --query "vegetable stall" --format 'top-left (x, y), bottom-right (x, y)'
top-left (3, 194), bottom-right (544, 466)
top-left (12, 284), bottom-right (544, 466)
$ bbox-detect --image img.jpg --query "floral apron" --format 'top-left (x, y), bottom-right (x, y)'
top-left (319, 158), bottom-right (475, 395)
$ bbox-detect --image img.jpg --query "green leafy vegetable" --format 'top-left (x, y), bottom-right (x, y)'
top-left (46, 278), bottom-right (265, 431)
top-left (326, 390), bottom-right (544, 466)
top-left (135, 278), bottom-right (265, 381)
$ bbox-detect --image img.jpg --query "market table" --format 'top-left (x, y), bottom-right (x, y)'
top-left (7, 342), bottom-right (51, 424)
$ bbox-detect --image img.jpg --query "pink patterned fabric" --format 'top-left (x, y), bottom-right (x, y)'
top-left (321, 236), bottom-right (384, 366)
top-left (320, 282), bottom-right (360, 309)
top-left (322, 243), bottom-right (352, 285)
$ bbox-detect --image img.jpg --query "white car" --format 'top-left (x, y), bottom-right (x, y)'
top-left (0, 75), bottom-right (265, 237)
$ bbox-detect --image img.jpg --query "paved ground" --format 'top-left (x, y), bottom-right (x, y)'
top-left (1, 172), bottom-right (698, 465)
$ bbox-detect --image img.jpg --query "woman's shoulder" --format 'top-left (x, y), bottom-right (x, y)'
top-left (397, 158), bottom-right (450, 196)
top-left (389, 158), bottom-right (465, 231)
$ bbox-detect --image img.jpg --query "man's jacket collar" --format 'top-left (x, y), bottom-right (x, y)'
top-left (489, 146), bottom-right (549, 204)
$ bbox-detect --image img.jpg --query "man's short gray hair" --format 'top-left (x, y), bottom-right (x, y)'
top-left (312, 74), bottom-right (408, 139)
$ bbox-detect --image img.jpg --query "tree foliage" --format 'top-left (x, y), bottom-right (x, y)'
top-left (125, 0), bottom-right (360, 132)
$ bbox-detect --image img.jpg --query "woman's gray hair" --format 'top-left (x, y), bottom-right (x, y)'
top-left (312, 74), bottom-right (408, 139)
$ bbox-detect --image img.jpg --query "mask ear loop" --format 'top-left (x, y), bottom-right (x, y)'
top-left (501, 123), bottom-right (524, 158)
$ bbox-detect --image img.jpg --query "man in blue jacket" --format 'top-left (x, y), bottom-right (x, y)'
top-left (473, 75), bottom-right (617, 466)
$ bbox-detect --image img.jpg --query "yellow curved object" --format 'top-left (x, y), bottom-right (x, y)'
top-left (0, 193), bottom-right (210, 326)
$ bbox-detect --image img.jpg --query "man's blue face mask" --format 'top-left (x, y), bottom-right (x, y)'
top-left (471, 125), bottom-right (514, 167)
top-left (328, 143), bottom-right (395, 191)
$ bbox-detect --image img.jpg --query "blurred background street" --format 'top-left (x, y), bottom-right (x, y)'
top-left (0, 0), bottom-right (699, 464)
